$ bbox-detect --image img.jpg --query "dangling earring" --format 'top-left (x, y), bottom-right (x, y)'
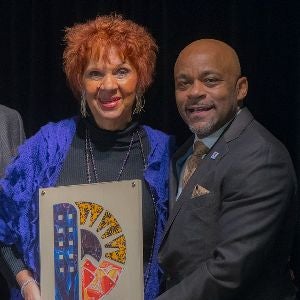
top-left (80, 90), bottom-right (87, 118)
top-left (133, 93), bottom-right (145, 114)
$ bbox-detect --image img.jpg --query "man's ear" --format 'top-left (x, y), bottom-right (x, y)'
top-left (236, 76), bottom-right (248, 101)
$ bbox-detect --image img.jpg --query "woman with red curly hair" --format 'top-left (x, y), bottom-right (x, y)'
top-left (0, 15), bottom-right (174, 300)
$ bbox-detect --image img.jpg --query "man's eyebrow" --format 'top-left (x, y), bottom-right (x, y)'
top-left (201, 70), bottom-right (221, 76)
top-left (175, 73), bottom-right (189, 80)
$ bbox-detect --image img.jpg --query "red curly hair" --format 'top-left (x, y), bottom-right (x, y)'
top-left (63, 14), bottom-right (158, 100)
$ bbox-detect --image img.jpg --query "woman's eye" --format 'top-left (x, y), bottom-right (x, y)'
top-left (116, 68), bottom-right (129, 78)
top-left (87, 71), bottom-right (103, 79)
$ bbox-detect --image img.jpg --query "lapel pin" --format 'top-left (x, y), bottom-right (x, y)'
top-left (210, 151), bottom-right (219, 159)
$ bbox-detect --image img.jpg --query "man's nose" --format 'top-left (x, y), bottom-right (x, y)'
top-left (188, 81), bottom-right (206, 99)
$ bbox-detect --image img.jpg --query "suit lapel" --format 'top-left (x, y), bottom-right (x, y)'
top-left (223, 107), bottom-right (254, 142)
top-left (161, 137), bottom-right (228, 244)
top-left (169, 136), bottom-right (194, 211)
top-left (161, 108), bottom-right (255, 246)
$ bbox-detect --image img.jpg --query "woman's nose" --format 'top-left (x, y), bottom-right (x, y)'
top-left (101, 74), bottom-right (118, 90)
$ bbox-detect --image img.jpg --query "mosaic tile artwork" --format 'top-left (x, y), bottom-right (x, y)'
top-left (53, 202), bottom-right (126, 300)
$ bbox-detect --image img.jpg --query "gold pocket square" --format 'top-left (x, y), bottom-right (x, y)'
top-left (191, 184), bottom-right (210, 198)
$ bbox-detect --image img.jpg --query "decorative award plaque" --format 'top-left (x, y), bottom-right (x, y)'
top-left (39, 180), bottom-right (143, 300)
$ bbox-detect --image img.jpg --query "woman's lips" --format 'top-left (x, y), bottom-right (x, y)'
top-left (98, 97), bottom-right (121, 109)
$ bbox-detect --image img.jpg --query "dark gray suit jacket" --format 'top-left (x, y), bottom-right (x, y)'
top-left (157, 108), bottom-right (298, 300)
top-left (0, 105), bottom-right (25, 297)
top-left (0, 104), bottom-right (25, 177)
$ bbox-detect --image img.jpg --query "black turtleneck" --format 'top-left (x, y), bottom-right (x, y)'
top-left (56, 117), bottom-right (155, 272)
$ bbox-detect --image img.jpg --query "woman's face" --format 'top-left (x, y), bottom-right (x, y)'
top-left (82, 47), bottom-right (138, 131)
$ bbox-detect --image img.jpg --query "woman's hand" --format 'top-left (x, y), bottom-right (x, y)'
top-left (16, 269), bottom-right (42, 300)
top-left (21, 280), bottom-right (41, 300)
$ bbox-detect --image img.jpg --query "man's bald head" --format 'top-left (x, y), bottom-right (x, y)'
top-left (175, 39), bottom-right (242, 81)
top-left (174, 38), bottom-right (248, 138)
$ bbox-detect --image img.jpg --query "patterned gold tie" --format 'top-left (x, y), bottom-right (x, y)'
top-left (182, 140), bottom-right (209, 187)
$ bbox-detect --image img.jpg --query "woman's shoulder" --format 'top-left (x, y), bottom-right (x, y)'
top-left (39, 116), bottom-right (78, 134)
top-left (20, 117), bottom-right (77, 153)
top-left (24, 117), bottom-right (77, 144)
top-left (141, 125), bottom-right (176, 156)
top-left (142, 124), bottom-right (172, 140)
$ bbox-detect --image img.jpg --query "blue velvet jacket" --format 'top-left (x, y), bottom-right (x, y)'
top-left (0, 117), bottom-right (174, 300)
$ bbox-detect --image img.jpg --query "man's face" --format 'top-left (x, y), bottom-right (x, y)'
top-left (174, 41), bottom-right (247, 138)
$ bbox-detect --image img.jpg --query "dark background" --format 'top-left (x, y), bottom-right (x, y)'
top-left (0, 0), bottom-right (299, 297)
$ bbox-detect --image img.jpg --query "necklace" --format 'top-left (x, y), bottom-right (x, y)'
top-left (85, 127), bottom-right (135, 183)
top-left (84, 126), bottom-right (156, 288)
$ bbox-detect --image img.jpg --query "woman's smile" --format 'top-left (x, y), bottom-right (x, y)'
top-left (83, 47), bottom-right (138, 131)
top-left (97, 96), bottom-right (122, 109)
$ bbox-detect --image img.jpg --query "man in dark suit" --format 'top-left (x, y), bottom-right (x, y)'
top-left (0, 104), bottom-right (25, 178)
top-left (0, 104), bottom-right (25, 299)
top-left (156, 39), bottom-right (298, 299)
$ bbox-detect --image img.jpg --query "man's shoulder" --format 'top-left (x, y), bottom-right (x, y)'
top-left (223, 110), bottom-right (293, 171)
top-left (227, 108), bottom-right (286, 150)
top-left (0, 104), bottom-right (21, 121)
top-left (242, 116), bottom-right (288, 153)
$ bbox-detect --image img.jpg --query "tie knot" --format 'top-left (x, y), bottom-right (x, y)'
top-left (181, 140), bottom-right (209, 187)
top-left (193, 140), bottom-right (209, 157)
